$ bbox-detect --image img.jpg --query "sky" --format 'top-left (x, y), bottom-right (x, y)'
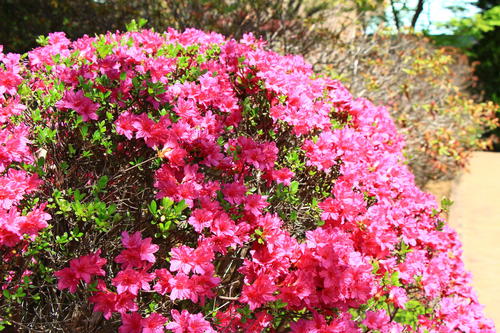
top-left (387, 0), bottom-right (481, 33)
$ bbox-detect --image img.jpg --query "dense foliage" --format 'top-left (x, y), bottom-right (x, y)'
top-left (2, 0), bottom-right (495, 183)
top-left (439, 2), bottom-right (500, 103)
top-left (320, 33), bottom-right (498, 186)
top-left (432, 1), bottom-right (500, 150)
top-left (0, 0), bottom-right (345, 55)
top-left (0, 28), bottom-right (495, 332)
top-left (441, 1), bottom-right (500, 150)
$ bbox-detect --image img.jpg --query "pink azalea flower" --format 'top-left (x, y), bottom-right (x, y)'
top-left (170, 245), bottom-right (194, 274)
top-left (54, 250), bottom-right (106, 292)
top-left (244, 194), bottom-right (268, 216)
top-left (132, 113), bottom-right (155, 141)
top-left (112, 268), bottom-right (153, 295)
top-left (187, 208), bottom-right (214, 232)
top-left (222, 181), bottom-right (247, 205)
top-left (318, 197), bottom-right (339, 221)
top-left (142, 313), bottom-right (167, 333)
top-left (241, 311), bottom-right (273, 333)
top-left (115, 292), bottom-right (138, 313)
top-left (55, 90), bottom-right (100, 121)
top-left (19, 204), bottom-right (50, 237)
top-left (54, 267), bottom-right (80, 293)
top-left (165, 309), bottom-right (215, 333)
top-left (168, 273), bottom-right (193, 301)
top-left (191, 244), bottom-right (215, 275)
top-left (0, 70), bottom-right (22, 96)
top-left (119, 312), bottom-right (143, 333)
top-left (115, 111), bottom-right (137, 139)
top-left (139, 237), bottom-right (160, 263)
top-left (389, 286), bottom-right (408, 309)
top-left (240, 274), bottom-right (276, 310)
top-left (68, 250), bottom-right (107, 283)
top-left (116, 232), bottom-right (159, 268)
top-left (88, 290), bottom-right (117, 320)
top-left (271, 167), bottom-right (294, 186)
top-left (153, 268), bottom-right (173, 295)
top-left (121, 231), bottom-right (143, 248)
top-left (362, 310), bottom-right (390, 331)
top-left (115, 248), bottom-right (142, 269)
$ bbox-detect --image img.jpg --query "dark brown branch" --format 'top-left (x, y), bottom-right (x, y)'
top-left (390, 0), bottom-right (401, 31)
top-left (411, 0), bottom-right (425, 28)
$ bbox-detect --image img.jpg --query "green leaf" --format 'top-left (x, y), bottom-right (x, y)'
top-left (391, 271), bottom-right (401, 287)
top-left (164, 220), bottom-right (172, 231)
top-left (36, 35), bottom-right (49, 46)
top-left (80, 124), bottom-right (89, 138)
top-left (174, 200), bottom-right (187, 215)
top-left (440, 197), bottom-right (454, 211)
top-left (161, 197), bottom-right (174, 209)
top-left (311, 197), bottom-right (318, 208)
top-left (149, 200), bottom-right (158, 215)
top-left (73, 189), bottom-right (85, 202)
top-left (96, 176), bottom-right (109, 191)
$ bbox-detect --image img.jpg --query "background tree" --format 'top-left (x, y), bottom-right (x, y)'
top-left (471, 1), bottom-right (500, 104)
top-left (435, 0), bottom-right (500, 148)
top-left (0, 0), bottom-right (143, 53)
top-left (320, 33), bottom-right (497, 186)
top-left (388, 0), bottom-right (427, 31)
top-left (0, 0), bottom-right (344, 55)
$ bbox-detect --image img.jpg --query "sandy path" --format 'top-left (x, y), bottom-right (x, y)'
top-left (448, 152), bottom-right (500, 327)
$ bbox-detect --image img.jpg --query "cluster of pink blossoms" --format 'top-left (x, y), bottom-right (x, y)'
top-left (56, 231), bottom-right (217, 332)
top-left (5, 27), bottom-right (493, 332)
top-left (0, 46), bottom-right (50, 251)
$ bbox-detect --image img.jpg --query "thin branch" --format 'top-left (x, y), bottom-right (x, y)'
top-left (411, 0), bottom-right (425, 29)
top-left (120, 155), bottom-right (158, 173)
top-left (218, 295), bottom-right (240, 301)
top-left (390, 0), bottom-right (401, 31)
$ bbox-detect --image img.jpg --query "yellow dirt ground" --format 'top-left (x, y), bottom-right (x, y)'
top-left (448, 152), bottom-right (500, 328)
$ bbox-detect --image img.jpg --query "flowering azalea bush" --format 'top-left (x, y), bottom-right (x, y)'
top-left (0, 47), bottom-right (52, 328)
top-left (0, 27), bottom-right (495, 332)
